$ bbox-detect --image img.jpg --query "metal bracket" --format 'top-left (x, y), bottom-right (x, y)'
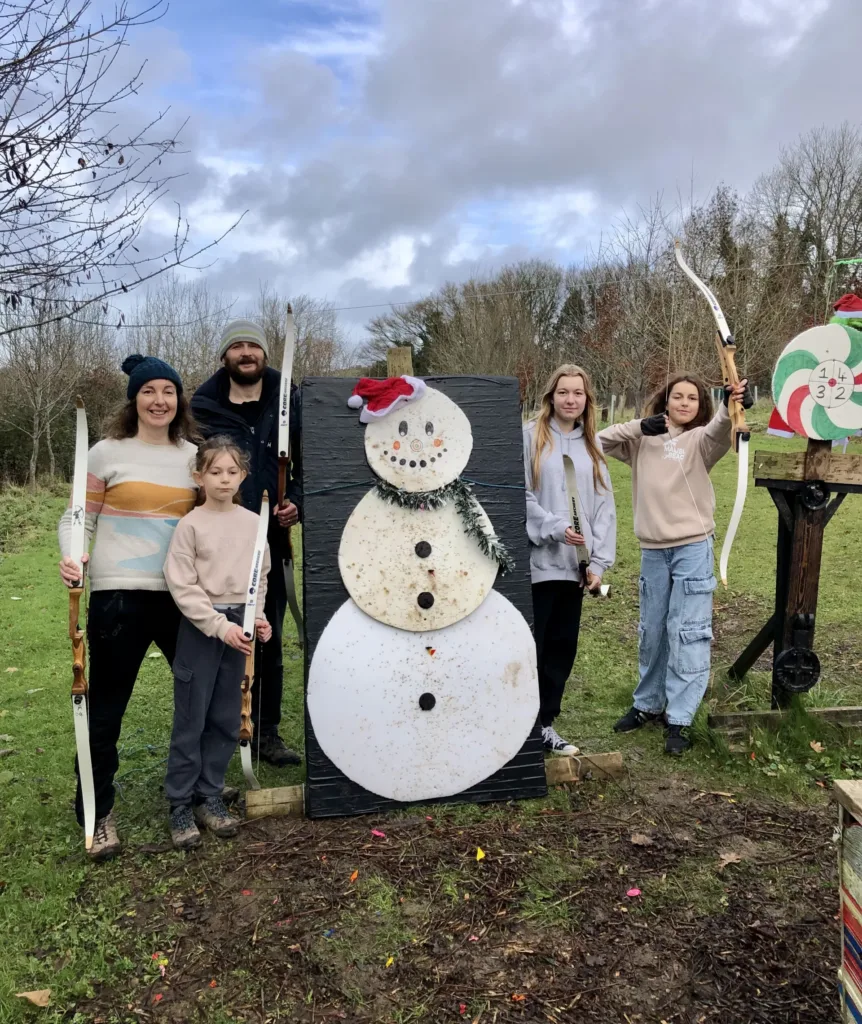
top-left (800, 480), bottom-right (830, 511)
top-left (774, 613), bottom-right (821, 693)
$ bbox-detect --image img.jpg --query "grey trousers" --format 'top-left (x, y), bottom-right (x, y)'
top-left (164, 609), bottom-right (245, 808)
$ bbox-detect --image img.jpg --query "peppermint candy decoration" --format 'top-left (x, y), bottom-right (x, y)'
top-left (772, 323), bottom-right (862, 440)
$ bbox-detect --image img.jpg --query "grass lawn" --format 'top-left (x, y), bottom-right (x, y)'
top-left (0, 409), bottom-right (859, 1022)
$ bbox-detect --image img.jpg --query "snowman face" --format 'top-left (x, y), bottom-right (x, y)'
top-left (364, 388), bottom-right (472, 492)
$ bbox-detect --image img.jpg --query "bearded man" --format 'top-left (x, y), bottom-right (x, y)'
top-left (191, 318), bottom-right (302, 768)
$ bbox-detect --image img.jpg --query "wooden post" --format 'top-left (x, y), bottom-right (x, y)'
top-left (386, 346), bottom-right (414, 377)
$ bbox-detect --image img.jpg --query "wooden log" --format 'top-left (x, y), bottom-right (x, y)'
top-left (243, 753), bottom-right (625, 819)
top-left (544, 751), bottom-right (624, 786)
top-left (709, 706), bottom-right (862, 735)
top-left (386, 346), bottom-right (414, 377)
top-left (753, 449), bottom-right (862, 486)
top-left (245, 784), bottom-right (305, 820)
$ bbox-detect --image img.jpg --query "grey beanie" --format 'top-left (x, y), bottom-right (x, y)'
top-left (218, 318), bottom-right (269, 360)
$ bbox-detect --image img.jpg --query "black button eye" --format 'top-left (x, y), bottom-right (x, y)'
top-left (425, 421), bottom-right (434, 435)
top-left (398, 420), bottom-right (408, 436)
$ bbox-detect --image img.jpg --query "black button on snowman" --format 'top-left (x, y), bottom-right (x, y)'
top-left (307, 375), bottom-right (540, 803)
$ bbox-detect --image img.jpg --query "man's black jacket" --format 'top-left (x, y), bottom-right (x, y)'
top-left (190, 366), bottom-right (301, 560)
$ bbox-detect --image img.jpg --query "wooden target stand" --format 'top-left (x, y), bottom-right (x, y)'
top-left (708, 437), bottom-right (862, 743)
top-left (245, 346), bottom-right (625, 820)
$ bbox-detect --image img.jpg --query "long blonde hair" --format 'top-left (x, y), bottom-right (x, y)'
top-left (529, 364), bottom-right (607, 491)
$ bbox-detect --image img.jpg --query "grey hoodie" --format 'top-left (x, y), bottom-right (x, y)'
top-left (523, 419), bottom-right (616, 585)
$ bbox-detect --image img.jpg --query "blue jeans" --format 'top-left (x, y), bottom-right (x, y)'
top-left (633, 538), bottom-right (716, 726)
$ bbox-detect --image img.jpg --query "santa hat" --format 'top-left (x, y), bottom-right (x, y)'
top-left (832, 293), bottom-right (862, 319)
top-left (347, 375), bottom-right (427, 424)
top-left (767, 406), bottom-right (795, 439)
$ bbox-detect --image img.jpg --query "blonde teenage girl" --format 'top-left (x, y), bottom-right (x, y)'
top-left (524, 364), bottom-right (616, 756)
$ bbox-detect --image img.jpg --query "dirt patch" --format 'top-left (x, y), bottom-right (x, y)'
top-left (76, 777), bottom-right (839, 1024)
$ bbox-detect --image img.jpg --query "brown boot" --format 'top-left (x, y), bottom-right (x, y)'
top-left (88, 810), bottom-right (121, 861)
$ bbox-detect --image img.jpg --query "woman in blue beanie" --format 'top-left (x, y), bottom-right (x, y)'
top-left (57, 355), bottom-right (199, 860)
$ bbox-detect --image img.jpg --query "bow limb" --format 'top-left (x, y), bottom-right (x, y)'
top-left (719, 434), bottom-right (749, 586)
top-left (674, 241), bottom-right (751, 587)
top-left (70, 397), bottom-right (95, 849)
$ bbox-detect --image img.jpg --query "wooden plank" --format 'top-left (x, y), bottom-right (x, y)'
top-left (544, 751), bottom-right (624, 785)
top-left (753, 449), bottom-right (862, 486)
top-left (245, 784), bottom-right (305, 820)
top-left (386, 346), bottom-right (414, 377)
top-left (709, 706), bottom-right (862, 734)
top-left (834, 780), bottom-right (862, 820)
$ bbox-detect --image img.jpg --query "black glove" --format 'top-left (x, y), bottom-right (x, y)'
top-left (640, 414), bottom-right (667, 437)
top-left (724, 382), bottom-right (754, 409)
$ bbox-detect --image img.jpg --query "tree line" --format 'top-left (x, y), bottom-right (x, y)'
top-left (362, 123), bottom-right (862, 412)
top-left (0, 7), bottom-right (860, 487)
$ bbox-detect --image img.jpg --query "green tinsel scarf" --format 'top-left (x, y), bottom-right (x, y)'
top-left (374, 478), bottom-right (515, 575)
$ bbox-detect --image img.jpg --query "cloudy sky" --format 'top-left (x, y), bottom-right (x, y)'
top-left (121, 0), bottom-right (859, 336)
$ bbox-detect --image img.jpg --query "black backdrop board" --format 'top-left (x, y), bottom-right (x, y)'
top-left (300, 375), bottom-right (547, 819)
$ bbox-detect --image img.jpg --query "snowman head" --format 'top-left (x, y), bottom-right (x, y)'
top-left (347, 376), bottom-right (472, 491)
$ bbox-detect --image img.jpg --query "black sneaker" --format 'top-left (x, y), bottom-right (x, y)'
top-left (613, 706), bottom-right (665, 733)
top-left (255, 732), bottom-right (302, 767)
top-left (541, 725), bottom-right (580, 756)
top-left (665, 725), bottom-right (692, 756)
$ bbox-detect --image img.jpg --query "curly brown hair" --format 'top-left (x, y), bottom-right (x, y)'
top-left (645, 375), bottom-right (713, 431)
top-left (105, 392), bottom-right (201, 445)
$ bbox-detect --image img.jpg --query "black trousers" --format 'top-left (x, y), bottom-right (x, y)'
top-left (75, 590), bottom-right (181, 824)
top-left (252, 553), bottom-right (288, 736)
top-left (532, 580), bottom-right (585, 727)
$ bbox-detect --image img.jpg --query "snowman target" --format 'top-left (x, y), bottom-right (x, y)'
top-left (301, 374), bottom-right (545, 816)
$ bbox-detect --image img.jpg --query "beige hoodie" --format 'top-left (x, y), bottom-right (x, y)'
top-left (597, 404), bottom-right (732, 549)
top-left (164, 504), bottom-right (271, 639)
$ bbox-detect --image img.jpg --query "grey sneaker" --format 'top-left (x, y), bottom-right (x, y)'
top-left (193, 796), bottom-right (240, 838)
top-left (170, 805), bottom-right (201, 850)
top-left (542, 725), bottom-right (580, 756)
top-left (255, 731), bottom-right (302, 767)
top-left (88, 810), bottom-right (121, 861)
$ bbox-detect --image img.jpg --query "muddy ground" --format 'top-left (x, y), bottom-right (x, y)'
top-left (78, 773), bottom-right (840, 1024)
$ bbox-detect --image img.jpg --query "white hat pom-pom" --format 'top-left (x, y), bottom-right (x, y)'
top-left (347, 394), bottom-right (363, 409)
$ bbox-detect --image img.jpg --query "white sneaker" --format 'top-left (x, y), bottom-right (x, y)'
top-left (542, 725), bottom-right (580, 756)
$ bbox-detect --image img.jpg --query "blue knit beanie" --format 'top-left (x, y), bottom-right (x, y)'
top-left (121, 354), bottom-right (183, 400)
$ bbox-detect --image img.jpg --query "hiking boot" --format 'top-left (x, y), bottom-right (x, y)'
top-left (542, 725), bottom-right (580, 756)
top-left (193, 796), bottom-right (240, 838)
top-left (170, 805), bottom-right (201, 850)
top-left (665, 725), bottom-right (692, 756)
top-left (255, 731), bottom-right (302, 767)
top-left (613, 706), bottom-right (665, 733)
top-left (221, 785), bottom-right (240, 805)
top-left (88, 810), bottom-right (121, 861)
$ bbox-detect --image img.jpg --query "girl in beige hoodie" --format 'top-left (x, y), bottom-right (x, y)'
top-left (163, 437), bottom-right (272, 848)
top-left (598, 374), bottom-right (749, 755)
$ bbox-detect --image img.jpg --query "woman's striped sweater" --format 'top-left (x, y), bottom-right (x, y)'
top-left (58, 437), bottom-right (198, 592)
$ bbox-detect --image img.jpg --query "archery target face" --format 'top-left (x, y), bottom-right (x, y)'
top-left (364, 388), bottom-right (472, 492)
top-left (307, 590), bottom-right (539, 803)
top-left (773, 322), bottom-right (862, 440)
top-left (340, 490), bottom-right (498, 630)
